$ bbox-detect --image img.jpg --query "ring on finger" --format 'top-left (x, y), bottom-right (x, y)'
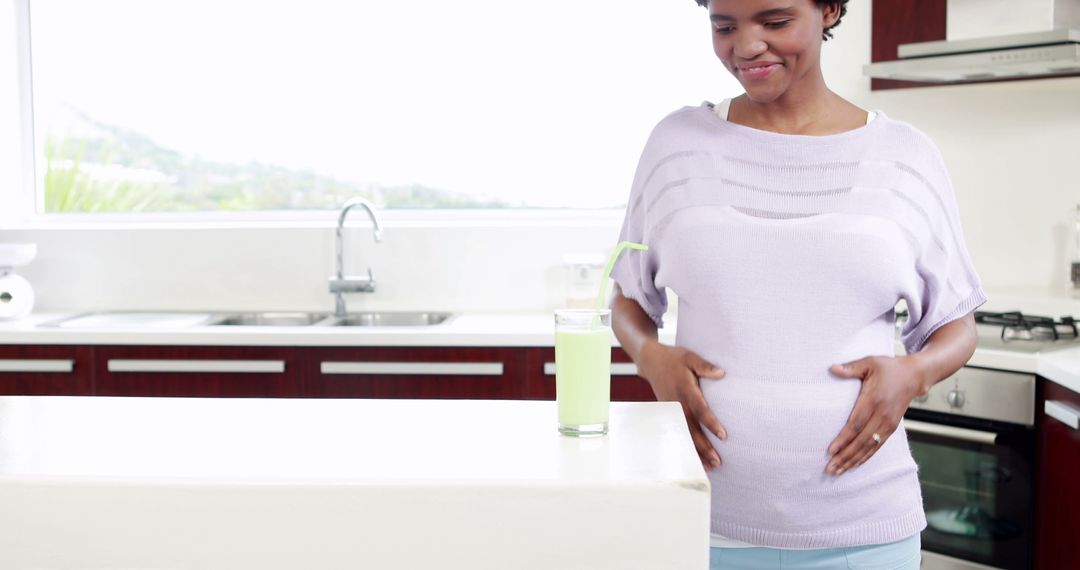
top-left (871, 432), bottom-right (882, 445)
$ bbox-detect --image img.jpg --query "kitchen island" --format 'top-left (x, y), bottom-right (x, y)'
top-left (0, 397), bottom-right (709, 569)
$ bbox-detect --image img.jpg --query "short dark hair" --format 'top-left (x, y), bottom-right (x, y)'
top-left (693, 1), bottom-right (849, 41)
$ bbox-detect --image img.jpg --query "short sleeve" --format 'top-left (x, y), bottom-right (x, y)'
top-left (610, 141), bottom-right (668, 328)
top-left (899, 143), bottom-right (987, 354)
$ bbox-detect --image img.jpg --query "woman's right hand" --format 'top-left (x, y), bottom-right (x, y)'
top-left (637, 341), bottom-right (727, 470)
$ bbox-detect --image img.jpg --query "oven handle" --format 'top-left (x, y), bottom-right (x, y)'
top-left (903, 419), bottom-right (998, 445)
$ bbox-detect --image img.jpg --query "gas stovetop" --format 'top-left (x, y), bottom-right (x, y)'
top-left (974, 310), bottom-right (1080, 354)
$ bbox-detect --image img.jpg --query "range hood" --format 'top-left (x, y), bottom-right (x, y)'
top-left (864, 0), bottom-right (1080, 83)
top-left (864, 29), bottom-right (1080, 83)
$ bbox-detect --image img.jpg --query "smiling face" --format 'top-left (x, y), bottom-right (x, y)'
top-left (708, 0), bottom-right (839, 104)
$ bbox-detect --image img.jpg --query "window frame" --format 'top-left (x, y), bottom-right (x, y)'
top-left (3, 0), bottom-right (36, 227)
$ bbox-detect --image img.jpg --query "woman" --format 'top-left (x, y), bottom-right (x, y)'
top-left (609, 1), bottom-right (984, 568)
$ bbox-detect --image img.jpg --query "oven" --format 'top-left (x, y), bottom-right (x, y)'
top-left (895, 309), bottom-right (1080, 569)
top-left (905, 366), bottom-right (1035, 570)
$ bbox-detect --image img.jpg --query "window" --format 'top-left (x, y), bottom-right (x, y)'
top-left (24, 1), bottom-right (738, 216)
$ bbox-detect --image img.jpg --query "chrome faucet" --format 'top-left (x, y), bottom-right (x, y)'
top-left (329, 197), bottom-right (383, 317)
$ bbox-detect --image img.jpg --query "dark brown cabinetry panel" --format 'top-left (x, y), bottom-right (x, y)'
top-left (871, 0), bottom-right (946, 91)
top-left (0, 345), bottom-right (93, 395)
top-left (94, 345), bottom-right (303, 397)
top-left (1, 343), bottom-right (658, 403)
top-left (1034, 379), bottom-right (1080, 569)
top-left (303, 347), bottom-right (525, 400)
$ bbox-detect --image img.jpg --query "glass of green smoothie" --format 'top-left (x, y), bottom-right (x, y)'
top-left (554, 308), bottom-right (612, 437)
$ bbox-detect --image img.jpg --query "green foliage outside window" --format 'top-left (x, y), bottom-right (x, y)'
top-left (42, 112), bottom-right (510, 213)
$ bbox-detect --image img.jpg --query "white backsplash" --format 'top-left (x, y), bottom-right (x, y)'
top-left (0, 223), bottom-right (627, 314)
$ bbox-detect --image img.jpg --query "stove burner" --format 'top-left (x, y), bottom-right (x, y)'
top-left (974, 311), bottom-right (1079, 342)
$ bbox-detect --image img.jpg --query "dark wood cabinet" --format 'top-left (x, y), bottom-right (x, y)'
top-left (1035, 378), bottom-right (1080, 569)
top-left (0, 344), bottom-right (660, 401)
top-left (302, 346), bottom-right (525, 399)
top-left (870, 0), bottom-right (946, 91)
top-left (0, 345), bottom-right (93, 395)
top-left (93, 345), bottom-right (303, 398)
top-left (524, 347), bottom-right (656, 402)
top-left (870, 0), bottom-right (1080, 90)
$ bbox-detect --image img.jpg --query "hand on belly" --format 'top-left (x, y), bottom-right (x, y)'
top-left (635, 343), bottom-right (729, 471)
top-left (825, 355), bottom-right (926, 476)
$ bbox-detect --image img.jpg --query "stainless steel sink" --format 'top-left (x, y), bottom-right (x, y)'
top-left (325, 311), bottom-right (454, 327)
top-left (209, 311), bottom-right (454, 327)
top-left (38, 310), bottom-right (455, 328)
top-left (209, 312), bottom-right (332, 327)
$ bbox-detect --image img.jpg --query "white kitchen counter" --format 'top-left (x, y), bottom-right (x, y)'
top-left (0, 312), bottom-right (668, 347)
top-left (1036, 350), bottom-right (1080, 395)
top-left (966, 347), bottom-right (1080, 394)
top-left (0, 397), bottom-right (709, 569)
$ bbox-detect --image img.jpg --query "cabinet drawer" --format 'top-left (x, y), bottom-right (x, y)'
top-left (305, 347), bottom-right (523, 399)
top-left (95, 346), bottom-right (301, 397)
top-left (0, 346), bottom-right (92, 395)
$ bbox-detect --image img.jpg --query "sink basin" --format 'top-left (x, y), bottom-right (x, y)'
top-left (327, 312), bottom-right (454, 327)
top-left (39, 310), bottom-right (456, 329)
top-left (209, 311), bottom-right (453, 327)
top-left (209, 312), bottom-right (332, 327)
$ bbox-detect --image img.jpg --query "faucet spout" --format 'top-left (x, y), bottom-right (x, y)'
top-left (331, 197), bottom-right (383, 317)
top-left (335, 197), bottom-right (383, 277)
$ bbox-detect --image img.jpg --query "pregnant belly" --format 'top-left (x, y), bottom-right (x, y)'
top-left (700, 375), bottom-right (862, 477)
top-left (699, 374), bottom-right (921, 533)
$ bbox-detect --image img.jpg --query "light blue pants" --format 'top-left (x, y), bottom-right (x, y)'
top-left (709, 534), bottom-right (921, 569)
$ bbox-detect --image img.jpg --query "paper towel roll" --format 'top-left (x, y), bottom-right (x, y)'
top-left (0, 273), bottom-right (35, 320)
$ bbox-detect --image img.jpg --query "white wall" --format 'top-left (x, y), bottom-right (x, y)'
top-left (0, 221), bottom-right (623, 313)
top-left (3, 3), bottom-right (1080, 314)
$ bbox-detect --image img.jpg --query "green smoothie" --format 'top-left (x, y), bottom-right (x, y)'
top-left (551, 240), bottom-right (644, 436)
top-left (555, 326), bottom-right (611, 432)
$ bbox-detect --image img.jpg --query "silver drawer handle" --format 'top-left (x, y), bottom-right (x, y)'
top-left (0, 359), bottom-right (75, 373)
top-left (321, 362), bottom-right (504, 376)
top-left (1045, 400), bottom-right (1080, 430)
top-left (107, 360), bottom-right (285, 374)
top-left (903, 419), bottom-right (997, 444)
top-left (543, 362), bottom-right (639, 376)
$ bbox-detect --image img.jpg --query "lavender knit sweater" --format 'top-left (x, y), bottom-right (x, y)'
top-left (611, 103), bottom-right (987, 549)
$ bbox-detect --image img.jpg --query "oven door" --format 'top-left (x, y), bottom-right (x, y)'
top-left (904, 410), bottom-right (1034, 570)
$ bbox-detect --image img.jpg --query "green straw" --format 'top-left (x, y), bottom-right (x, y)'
top-left (594, 240), bottom-right (649, 314)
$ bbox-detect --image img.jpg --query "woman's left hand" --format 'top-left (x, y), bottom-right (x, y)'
top-left (825, 355), bottom-right (928, 476)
